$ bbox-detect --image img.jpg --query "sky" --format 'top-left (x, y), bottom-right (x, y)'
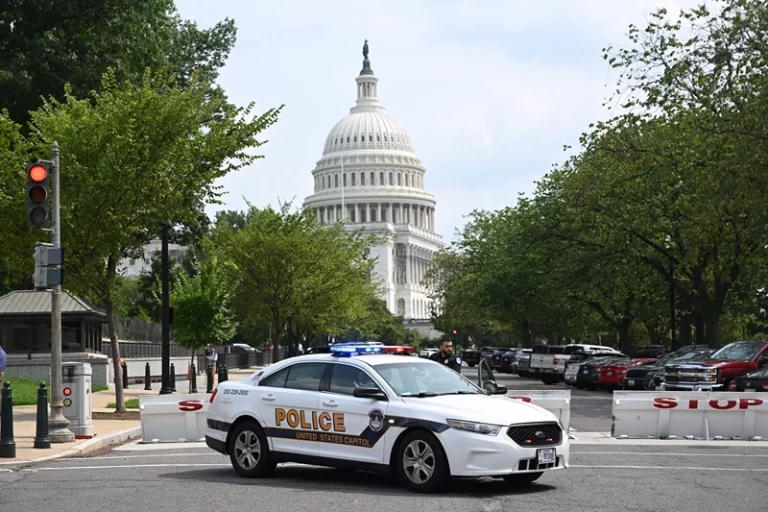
top-left (174, 0), bottom-right (699, 243)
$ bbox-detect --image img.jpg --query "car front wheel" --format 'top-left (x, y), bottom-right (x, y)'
top-left (394, 431), bottom-right (449, 493)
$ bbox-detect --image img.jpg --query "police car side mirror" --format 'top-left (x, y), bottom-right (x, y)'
top-left (491, 384), bottom-right (508, 395)
top-left (353, 387), bottom-right (388, 401)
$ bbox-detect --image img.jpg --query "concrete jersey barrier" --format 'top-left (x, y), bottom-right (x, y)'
top-left (611, 390), bottom-right (768, 441)
top-left (139, 394), bottom-right (209, 443)
top-left (505, 390), bottom-right (571, 431)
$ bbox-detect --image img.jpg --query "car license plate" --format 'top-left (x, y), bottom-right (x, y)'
top-left (537, 448), bottom-right (556, 465)
top-left (627, 380), bottom-right (634, 386)
top-left (745, 388), bottom-right (755, 392)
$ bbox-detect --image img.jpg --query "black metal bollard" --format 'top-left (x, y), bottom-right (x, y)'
top-left (218, 364), bottom-right (227, 385)
top-left (206, 366), bottom-right (213, 393)
top-left (122, 361), bottom-right (129, 389)
top-left (34, 382), bottom-right (51, 449)
top-left (144, 362), bottom-right (152, 390)
top-left (190, 363), bottom-right (198, 393)
top-left (170, 363), bottom-right (177, 392)
top-left (223, 365), bottom-right (229, 382)
top-left (0, 381), bottom-right (16, 458)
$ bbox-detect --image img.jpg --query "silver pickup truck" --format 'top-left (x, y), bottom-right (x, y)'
top-left (529, 343), bottom-right (623, 384)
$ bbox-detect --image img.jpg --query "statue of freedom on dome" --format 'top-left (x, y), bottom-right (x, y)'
top-left (363, 39), bottom-right (369, 59)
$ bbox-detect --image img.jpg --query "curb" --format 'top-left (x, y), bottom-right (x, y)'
top-left (0, 425), bottom-right (142, 466)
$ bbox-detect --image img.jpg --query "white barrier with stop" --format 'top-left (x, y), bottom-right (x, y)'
top-left (611, 391), bottom-right (768, 440)
top-left (139, 394), bottom-right (210, 443)
top-left (505, 390), bottom-right (571, 432)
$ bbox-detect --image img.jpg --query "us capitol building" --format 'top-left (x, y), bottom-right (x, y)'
top-left (302, 41), bottom-right (444, 338)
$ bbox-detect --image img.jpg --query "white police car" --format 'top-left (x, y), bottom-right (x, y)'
top-left (204, 344), bottom-right (569, 493)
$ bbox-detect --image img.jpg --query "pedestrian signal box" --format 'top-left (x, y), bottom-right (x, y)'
top-left (59, 362), bottom-right (93, 438)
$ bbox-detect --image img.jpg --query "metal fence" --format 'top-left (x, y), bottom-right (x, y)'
top-left (100, 340), bottom-right (189, 358)
top-left (196, 350), bottom-right (281, 370)
top-left (103, 316), bottom-right (162, 343)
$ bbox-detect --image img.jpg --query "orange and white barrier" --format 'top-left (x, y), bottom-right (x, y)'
top-left (506, 390), bottom-right (571, 431)
top-left (139, 394), bottom-right (210, 443)
top-left (611, 391), bottom-right (767, 440)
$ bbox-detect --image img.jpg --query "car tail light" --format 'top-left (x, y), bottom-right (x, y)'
top-left (210, 388), bottom-right (218, 403)
top-left (553, 358), bottom-right (559, 365)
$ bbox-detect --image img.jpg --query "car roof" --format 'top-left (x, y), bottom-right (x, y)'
top-left (272, 353), bottom-right (435, 367)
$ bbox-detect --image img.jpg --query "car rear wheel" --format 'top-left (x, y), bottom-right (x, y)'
top-left (229, 421), bottom-right (274, 478)
top-left (394, 431), bottom-right (449, 493)
top-left (502, 471), bottom-right (543, 486)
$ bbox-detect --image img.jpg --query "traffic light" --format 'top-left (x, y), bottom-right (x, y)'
top-left (27, 160), bottom-right (51, 227)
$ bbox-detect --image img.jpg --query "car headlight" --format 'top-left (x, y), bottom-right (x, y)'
top-left (446, 419), bottom-right (502, 436)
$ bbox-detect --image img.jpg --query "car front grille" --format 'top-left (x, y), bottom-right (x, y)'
top-left (506, 422), bottom-right (562, 447)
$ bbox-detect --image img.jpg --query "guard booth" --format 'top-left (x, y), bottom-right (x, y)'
top-left (60, 362), bottom-right (94, 438)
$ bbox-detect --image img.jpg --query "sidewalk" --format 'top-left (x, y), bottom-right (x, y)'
top-left (0, 366), bottom-right (264, 466)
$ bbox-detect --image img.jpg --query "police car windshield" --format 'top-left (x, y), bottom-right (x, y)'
top-left (372, 361), bottom-right (484, 397)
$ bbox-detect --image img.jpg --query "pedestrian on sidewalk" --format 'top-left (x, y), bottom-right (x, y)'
top-left (206, 345), bottom-right (218, 378)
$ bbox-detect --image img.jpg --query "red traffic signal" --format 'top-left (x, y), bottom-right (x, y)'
top-left (63, 387), bottom-right (71, 396)
top-left (29, 163), bottom-right (48, 183)
top-left (26, 160), bottom-right (51, 227)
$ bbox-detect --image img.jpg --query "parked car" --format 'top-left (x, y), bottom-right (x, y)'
top-left (622, 346), bottom-right (712, 390)
top-left (662, 340), bottom-right (768, 391)
top-left (574, 355), bottom-right (628, 390)
top-left (730, 367), bottom-right (768, 392)
top-left (459, 349), bottom-right (481, 367)
top-left (564, 350), bottom-right (627, 386)
top-left (597, 358), bottom-right (656, 390)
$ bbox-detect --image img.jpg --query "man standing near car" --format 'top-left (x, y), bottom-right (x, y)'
top-left (429, 338), bottom-right (462, 373)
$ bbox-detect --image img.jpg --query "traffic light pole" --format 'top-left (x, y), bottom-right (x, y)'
top-left (159, 223), bottom-right (172, 395)
top-left (48, 141), bottom-right (75, 443)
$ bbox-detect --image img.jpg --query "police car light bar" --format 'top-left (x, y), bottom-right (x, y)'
top-left (381, 346), bottom-right (414, 354)
top-left (330, 344), bottom-right (384, 356)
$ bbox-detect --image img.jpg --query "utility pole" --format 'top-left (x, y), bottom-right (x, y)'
top-left (159, 223), bottom-right (172, 394)
top-left (48, 142), bottom-right (74, 443)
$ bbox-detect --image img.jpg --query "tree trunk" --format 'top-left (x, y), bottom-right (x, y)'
top-left (103, 268), bottom-right (125, 412)
top-left (271, 313), bottom-right (281, 362)
top-left (617, 318), bottom-right (632, 353)
top-left (678, 314), bottom-right (692, 347)
top-left (695, 313), bottom-right (705, 345)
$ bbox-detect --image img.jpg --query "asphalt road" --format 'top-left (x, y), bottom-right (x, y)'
top-left (2, 441), bottom-right (766, 512)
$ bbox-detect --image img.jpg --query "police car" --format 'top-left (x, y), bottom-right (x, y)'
top-left (204, 343), bottom-right (569, 493)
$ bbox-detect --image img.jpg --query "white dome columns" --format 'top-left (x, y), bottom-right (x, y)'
top-left (312, 201), bottom-right (435, 232)
top-left (394, 242), bottom-right (435, 320)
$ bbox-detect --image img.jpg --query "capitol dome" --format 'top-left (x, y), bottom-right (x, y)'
top-left (302, 41), bottom-right (444, 324)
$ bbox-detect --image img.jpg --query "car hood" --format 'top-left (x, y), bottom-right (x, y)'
top-left (401, 394), bottom-right (559, 426)
top-left (666, 359), bottom-right (739, 368)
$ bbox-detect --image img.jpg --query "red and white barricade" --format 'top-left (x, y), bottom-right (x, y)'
top-left (611, 391), bottom-right (768, 440)
top-left (139, 394), bottom-right (210, 443)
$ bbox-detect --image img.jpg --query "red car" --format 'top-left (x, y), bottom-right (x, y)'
top-left (597, 358), bottom-right (657, 390)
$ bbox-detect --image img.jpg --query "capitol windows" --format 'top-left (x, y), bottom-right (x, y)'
top-left (369, 134), bottom-right (373, 142)
top-left (405, 174), bottom-right (409, 187)
top-left (335, 174), bottom-right (339, 187)
top-left (397, 173), bottom-right (402, 186)
top-left (343, 174), bottom-right (347, 186)
top-left (379, 172), bottom-right (384, 185)
top-left (389, 172), bottom-right (393, 185)
top-left (377, 134), bottom-right (381, 142)
top-left (370, 172), bottom-right (374, 184)
top-left (360, 173), bottom-right (365, 185)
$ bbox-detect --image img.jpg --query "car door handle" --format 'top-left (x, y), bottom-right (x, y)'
top-left (322, 400), bottom-right (338, 407)
top-left (261, 394), bottom-right (276, 401)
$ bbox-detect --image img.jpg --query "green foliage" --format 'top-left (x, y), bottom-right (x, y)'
top-left (170, 249), bottom-right (238, 358)
top-left (216, 201), bottom-right (382, 357)
top-left (0, 1), bottom-right (237, 128)
top-left (428, 0), bottom-right (768, 350)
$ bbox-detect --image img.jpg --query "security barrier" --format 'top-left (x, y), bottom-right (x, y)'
top-left (611, 391), bottom-right (768, 440)
top-left (505, 390), bottom-right (571, 431)
top-left (139, 394), bottom-right (209, 443)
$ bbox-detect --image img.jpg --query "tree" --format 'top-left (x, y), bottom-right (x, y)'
top-left (23, 69), bottom-right (281, 411)
top-left (170, 249), bottom-right (238, 390)
top-left (216, 201), bottom-right (380, 360)
top-left (0, 1), bottom-right (238, 128)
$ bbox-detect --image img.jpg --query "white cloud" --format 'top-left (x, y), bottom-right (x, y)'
top-left (175, 0), bottom-right (704, 241)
